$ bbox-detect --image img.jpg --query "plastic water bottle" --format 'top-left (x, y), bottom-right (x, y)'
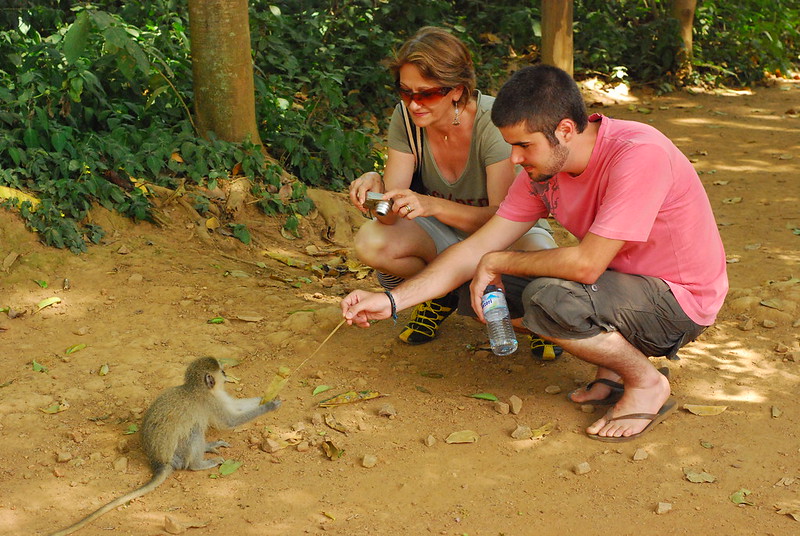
top-left (481, 285), bottom-right (518, 356)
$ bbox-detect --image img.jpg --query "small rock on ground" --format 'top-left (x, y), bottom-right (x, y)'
top-left (574, 461), bottom-right (591, 475)
top-left (656, 502), bottom-right (673, 515)
top-left (494, 401), bottom-right (510, 415)
top-left (511, 425), bottom-right (532, 440)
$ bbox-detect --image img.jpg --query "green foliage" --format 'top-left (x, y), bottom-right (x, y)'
top-left (0, 0), bottom-right (797, 253)
top-left (574, 1), bottom-right (683, 84)
top-left (0, 1), bottom-right (305, 252)
top-left (691, 0), bottom-right (800, 86)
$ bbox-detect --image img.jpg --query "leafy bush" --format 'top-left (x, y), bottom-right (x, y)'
top-left (0, 0), bottom-right (797, 253)
top-left (691, 0), bottom-right (800, 86)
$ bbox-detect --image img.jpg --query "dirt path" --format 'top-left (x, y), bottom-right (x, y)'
top-left (1, 81), bottom-right (799, 536)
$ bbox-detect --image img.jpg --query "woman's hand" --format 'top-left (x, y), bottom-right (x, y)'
top-left (349, 172), bottom-right (385, 213)
top-left (385, 189), bottom-right (437, 220)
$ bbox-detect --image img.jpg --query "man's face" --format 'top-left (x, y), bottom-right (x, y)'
top-left (499, 122), bottom-right (569, 183)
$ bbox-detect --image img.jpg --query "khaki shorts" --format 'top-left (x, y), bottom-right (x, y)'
top-left (460, 270), bottom-right (706, 360)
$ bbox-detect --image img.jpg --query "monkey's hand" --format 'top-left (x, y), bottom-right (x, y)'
top-left (205, 440), bottom-right (231, 453)
top-left (260, 398), bottom-right (282, 411)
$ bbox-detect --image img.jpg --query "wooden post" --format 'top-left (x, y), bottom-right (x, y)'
top-left (671, 0), bottom-right (697, 75)
top-left (188, 0), bottom-right (263, 146)
top-left (541, 0), bottom-right (574, 76)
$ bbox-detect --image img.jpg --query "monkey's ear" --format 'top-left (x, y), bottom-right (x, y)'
top-left (204, 373), bottom-right (216, 389)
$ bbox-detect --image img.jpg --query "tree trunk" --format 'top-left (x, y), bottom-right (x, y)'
top-left (671, 0), bottom-right (697, 75)
top-left (541, 0), bottom-right (573, 76)
top-left (187, 0), bottom-right (262, 146)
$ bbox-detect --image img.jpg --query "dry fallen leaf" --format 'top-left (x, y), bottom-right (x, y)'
top-left (318, 390), bottom-right (384, 408)
top-left (323, 413), bottom-right (349, 435)
top-left (730, 488), bottom-right (754, 506)
top-left (321, 439), bottom-right (344, 460)
top-left (683, 404), bottom-right (728, 416)
top-left (261, 366), bottom-right (290, 403)
top-left (235, 314), bottom-right (264, 322)
top-left (775, 502), bottom-right (800, 521)
top-left (164, 514), bottom-right (209, 534)
top-left (35, 297), bottom-right (61, 312)
top-left (40, 401), bottom-right (70, 414)
top-left (531, 422), bottom-right (555, 439)
top-left (445, 430), bottom-right (480, 444)
top-left (683, 468), bottom-right (716, 483)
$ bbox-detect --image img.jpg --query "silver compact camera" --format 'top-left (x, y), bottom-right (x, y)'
top-left (364, 191), bottom-right (392, 217)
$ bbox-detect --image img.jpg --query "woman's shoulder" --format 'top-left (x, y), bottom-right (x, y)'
top-left (475, 90), bottom-right (496, 113)
top-left (473, 91), bottom-right (499, 131)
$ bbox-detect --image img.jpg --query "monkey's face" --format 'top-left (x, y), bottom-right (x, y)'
top-left (203, 367), bottom-right (227, 390)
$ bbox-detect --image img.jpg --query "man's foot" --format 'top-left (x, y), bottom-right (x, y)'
top-left (530, 336), bottom-right (563, 361)
top-left (586, 397), bottom-right (677, 443)
top-left (568, 367), bottom-right (670, 406)
top-left (568, 378), bottom-right (624, 405)
top-left (398, 292), bottom-right (458, 345)
top-left (585, 372), bottom-right (672, 441)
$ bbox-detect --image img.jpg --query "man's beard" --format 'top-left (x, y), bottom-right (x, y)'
top-left (527, 142), bottom-right (569, 184)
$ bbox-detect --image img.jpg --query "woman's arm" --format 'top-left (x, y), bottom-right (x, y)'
top-left (385, 157), bottom-right (516, 234)
top-left (349, 148), bottom-right (416, 224)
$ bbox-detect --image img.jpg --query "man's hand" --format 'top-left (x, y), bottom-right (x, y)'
top-left (341, 290), bottom-right (393, 327)
top-left (469, 251), bottom-right (505, 322)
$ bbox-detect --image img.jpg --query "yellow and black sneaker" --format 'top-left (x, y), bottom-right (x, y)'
top-left (530, 336), bottom-right (563, 361)
top-left (398, 292), bottom-right (458, 345)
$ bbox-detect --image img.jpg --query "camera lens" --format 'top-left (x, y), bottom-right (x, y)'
top-left (375, 200), bottom-right (390, 217)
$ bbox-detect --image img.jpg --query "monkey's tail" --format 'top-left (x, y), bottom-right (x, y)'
top-left (48, 466), bottom-right (173, 536)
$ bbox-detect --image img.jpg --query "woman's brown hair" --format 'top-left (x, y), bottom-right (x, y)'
top-left (388, 26), bottom-right (476, 106)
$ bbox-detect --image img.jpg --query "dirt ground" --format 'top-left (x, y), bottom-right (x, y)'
top-left (1, 79), bottom-right (800, 536)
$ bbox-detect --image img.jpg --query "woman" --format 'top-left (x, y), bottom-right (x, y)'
top-left (349, 27), bottom-right (559, 359)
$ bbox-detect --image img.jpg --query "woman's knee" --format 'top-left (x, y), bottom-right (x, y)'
top-left (512, 227), bottom-right (557, 252)
top-left (353, 222), bottom-right (389, 265)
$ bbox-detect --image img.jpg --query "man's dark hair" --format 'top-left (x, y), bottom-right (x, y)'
top-left (492, 64), bottom-right (589, 146)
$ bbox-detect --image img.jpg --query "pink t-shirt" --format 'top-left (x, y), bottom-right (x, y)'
top-left (497, 114), bottom-right (728, 325)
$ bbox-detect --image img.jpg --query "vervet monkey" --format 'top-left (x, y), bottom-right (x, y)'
top-left (50, 357), bottom-right (281, 536)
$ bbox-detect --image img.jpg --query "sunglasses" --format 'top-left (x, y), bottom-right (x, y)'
top-left (397, 85), bottom-right (453, 106)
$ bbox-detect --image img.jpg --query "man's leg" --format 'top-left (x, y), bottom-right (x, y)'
top-left (548, 331), bottom-right (670, 438)
top-left (518, 272), bottom-right (705, 439)
top-left (508, 225), bottom-right (563, 360)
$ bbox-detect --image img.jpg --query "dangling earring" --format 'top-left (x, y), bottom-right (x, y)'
top-left (452, 101), bottom-right (461, 126)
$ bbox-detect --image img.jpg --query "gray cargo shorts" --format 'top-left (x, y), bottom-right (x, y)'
top-left (460, 270), bottom-right (707, 360)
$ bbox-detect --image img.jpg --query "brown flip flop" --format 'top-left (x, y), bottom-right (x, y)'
top-left (567, 378), bottom-right (624, 405)
top-left (586, 397), bottom-right (677, 443)
top-left (568, 366), bottom-right (670, 406)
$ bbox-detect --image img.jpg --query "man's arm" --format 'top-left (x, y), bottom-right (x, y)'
top-left (469, 232), bottom-right (626, 320)
top-left (341, 215), bottom-right (535, 326)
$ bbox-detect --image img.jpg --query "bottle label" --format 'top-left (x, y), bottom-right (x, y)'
top-left (481, 291), bottom-right (507, 314)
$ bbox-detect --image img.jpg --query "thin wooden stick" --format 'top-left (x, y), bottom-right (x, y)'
top-left (293, 318), bottom-right (346, 375)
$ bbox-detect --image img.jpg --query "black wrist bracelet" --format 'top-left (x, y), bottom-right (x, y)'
top-left (384, 290), bottom-right (398, 323)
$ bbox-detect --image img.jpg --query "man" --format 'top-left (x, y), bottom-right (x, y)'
top-left (341, 65), bottom-right (728, 442)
